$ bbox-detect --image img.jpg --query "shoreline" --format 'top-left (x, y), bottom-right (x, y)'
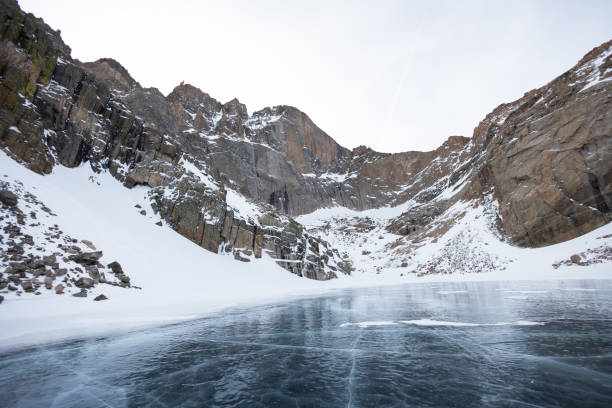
top-left (2, 268), bottom-right (610, 353)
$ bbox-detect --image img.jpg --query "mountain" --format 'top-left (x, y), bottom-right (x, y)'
top-left (0, 0), bottom-right (610, 303)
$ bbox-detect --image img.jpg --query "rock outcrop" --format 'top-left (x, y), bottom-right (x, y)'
top-left (0, 177), bottom-right (133, 299)
top-left (464, 40), bottom-right (612, 246)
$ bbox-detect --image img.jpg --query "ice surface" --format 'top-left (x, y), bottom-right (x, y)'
top-left (437, 290), bottom-right (468, 295)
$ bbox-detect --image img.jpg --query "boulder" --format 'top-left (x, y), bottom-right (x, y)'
top-left (32, 267), bottom-right (45, 277)
top-left (81, 240), bottom-right (96, 250)
top-left (107, 261), bottom-right (124, 274)
top-left (72, 289), bottom-right (87, 298)
top-left (21, 280), bottom-right (33, 292)
top-left (0, 190), bottom-right (18, 207)
top-left (86, 266), bottom-right (100, 283)
top-left (28, 258), bottom-right (45, 269)
top-left (69, 251), bottom-right (103, 265)
top-left (570, 254), bottom-right (582, 265)
top-left (116, 273), bottom-right (130, 284)
top-left (43, 254), bottom-right (57, 266)
top-left (75, 277), bottom-right (94, 288)
top-left (93, 294), bottom-right (108, 301)
top-left (55, 284), bottom-right (64, 294)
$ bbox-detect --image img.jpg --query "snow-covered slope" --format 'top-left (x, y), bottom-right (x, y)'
top-left (0, 150), bottom-right (342, 347)
top-left (297, 197), bottom-right (612, 280)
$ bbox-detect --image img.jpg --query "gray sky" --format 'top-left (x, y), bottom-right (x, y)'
top-left (19, 0), bottom-right (612, 152)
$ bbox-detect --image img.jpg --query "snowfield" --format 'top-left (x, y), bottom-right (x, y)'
top-left (0, 150), bottom-right (610, 350)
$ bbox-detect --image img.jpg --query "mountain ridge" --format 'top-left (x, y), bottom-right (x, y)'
top-left (0, 0), bottom-right (610, 295)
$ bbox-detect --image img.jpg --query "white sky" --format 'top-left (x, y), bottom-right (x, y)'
top-left (19, 0), bottom-right (612, 153)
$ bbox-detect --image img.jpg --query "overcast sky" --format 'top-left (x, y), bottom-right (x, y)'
top-left (19, 0), bottom-right (612, 152)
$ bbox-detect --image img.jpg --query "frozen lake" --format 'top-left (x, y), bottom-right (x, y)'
top-left (2, 280), bottom-right (612, 407)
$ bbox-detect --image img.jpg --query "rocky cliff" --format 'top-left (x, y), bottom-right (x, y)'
top-left (1, 0), bottom-right (610, 292)
top-left (0, 0), bottom-right (350, 282)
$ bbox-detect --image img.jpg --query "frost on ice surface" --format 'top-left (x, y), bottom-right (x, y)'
top-left (399, 319), bottom-right (544, 327)
top-left (340, 321), bottom-right (398, 328)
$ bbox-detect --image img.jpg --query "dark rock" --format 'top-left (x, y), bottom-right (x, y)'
top-left (21, 280), bottom-right (33, 292)
top-left (10, 262), bottom-right (27, 272)
top-left (42, 254), bottom-right (57, 266)
top-left (81, 240), bottom-right (96, 250)
top-left (69, 251), bottom-right (103, 265)
top-left (72, 289), bottom-right (87, 298)
top-left (32, 267), bottom-right (45, 277)
top-left (0, 295), bottom-right (4, 304)
top-left (155, 221), bottom-right (163, 226)
top-left (0, 190), bottom-right (18, 207)
top-left (116, 273), bottom-right (130, 284)
top-left (28, 258), bottom-right (45, 269)
top-left (86, 266), bottom-right (100, 283)
top-left (55, 284), bottom-right (64, 294)
top-left (93, 294), bottom-right (107, 301)
top-left (570, 254), bottom-right (582, 265)
top-left (107, 261), bottom-right (124, 274)
top-left (75, 277), bottom-right (94, 288)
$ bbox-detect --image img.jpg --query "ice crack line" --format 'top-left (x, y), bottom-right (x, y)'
top-left (346, 332), bottom-right (363, 408)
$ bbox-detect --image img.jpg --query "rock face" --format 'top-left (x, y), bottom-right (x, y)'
top-left (1, 0), bottom-right (610, 283)
top-left (464, 41), bottom-right (612, 246)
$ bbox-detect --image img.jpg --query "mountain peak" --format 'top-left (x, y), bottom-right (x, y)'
top-left (81, 58), bottom-right (140, 92)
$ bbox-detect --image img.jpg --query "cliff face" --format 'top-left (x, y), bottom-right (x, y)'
top-left (388, 40), bottom-right (612, 248)
top-left (1, 0), bottom-right (610, 284)
top-left (467, 40), bottom-right (612, 246)
top-left (0, 0), bottom-right (350, 280)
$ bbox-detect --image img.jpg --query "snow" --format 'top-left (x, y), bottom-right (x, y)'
top-left (296, 199), bottom-right (417, 227)
top-left (8, 126), bottom-right (21, 134)
top-left (225, 188), bottom-right (265, 224)
top-left (244, 113), bottom-right (282, 130)
top-left (297, 192), bottom-right (611, 280)
top-left (574, 44), bottom-right (612, 92)
top-left (178, 156), bottom-right (218, 190)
